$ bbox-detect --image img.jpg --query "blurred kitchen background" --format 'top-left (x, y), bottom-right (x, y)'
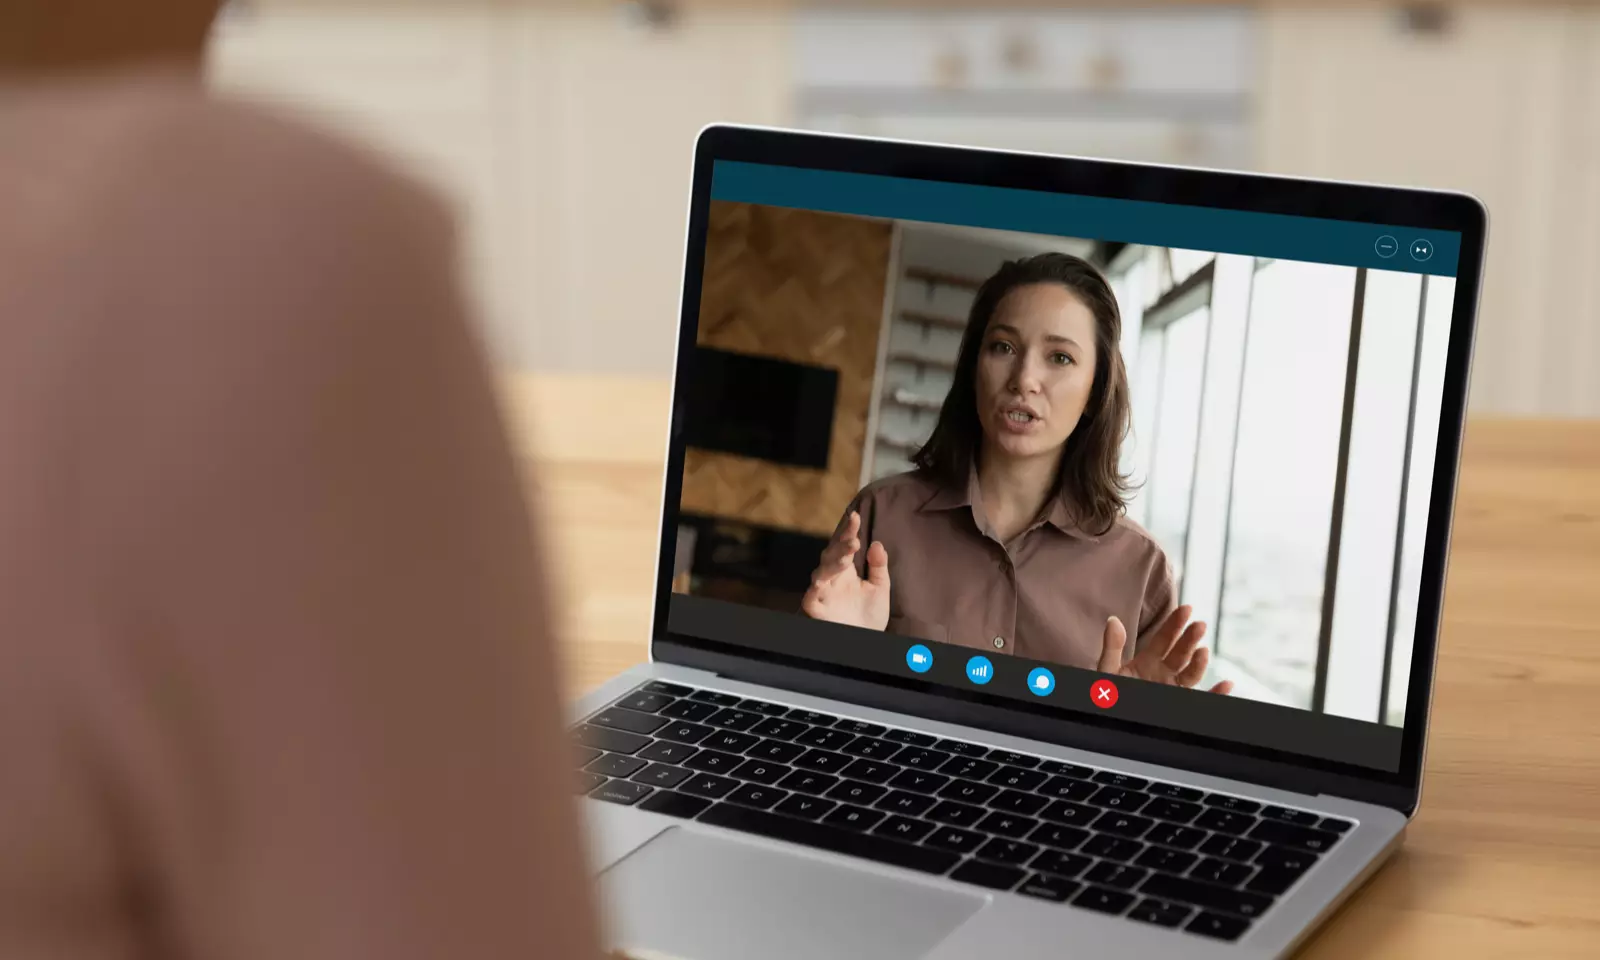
top-left (209, 1), bottom-right (1600, 420)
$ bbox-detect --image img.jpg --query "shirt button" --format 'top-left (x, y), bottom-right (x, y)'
top-left (992, 636), bottom-right (1005, 650)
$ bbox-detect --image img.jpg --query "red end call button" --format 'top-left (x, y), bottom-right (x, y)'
top-left (1090, 679), bottom-right (1119, 709)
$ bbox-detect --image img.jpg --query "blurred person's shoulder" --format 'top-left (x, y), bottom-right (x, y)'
top-left (852, 470), bottom-right (945, 516)
top-left (1098, 512), bottom-right (1169, 569)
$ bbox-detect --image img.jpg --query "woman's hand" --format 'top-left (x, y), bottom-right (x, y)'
top-left (800, 511), bottom-right (891, 632)
top-left (1097, 606), bottom-right (1234, 695)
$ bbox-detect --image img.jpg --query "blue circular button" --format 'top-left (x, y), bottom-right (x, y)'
top-left (906, 644), bottom-right (933, 674)
top-left (965, 656), bottom-right (994, 685)
top-left (1026, 667), bottom-right (1056, 697)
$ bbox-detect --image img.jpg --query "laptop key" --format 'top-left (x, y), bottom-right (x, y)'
top-left (638, 740), bottom-right (698, 765)
top-left (985, 751), bottom-right (1040, 768)
top-left (638, 789), bottom-right (712, 819)
top-left (1134, 846), bottom-right (1199, 875)
top-left (698, 803), bottom-right (958, 874)
top-left (706, 709), bottom-right (764, 732)
top-left (785, 709), bottom-right (838, 726)
top-left (950, 861), bottom-right (1026, 891)
top-left (1144, 798), bottom-right (1203, 823)
top-left (939, 757), bottom-right (1000, 782)
top-left (678, 773), bottom-right (739, 799)
top-left (821, 804), bottom-right (885, 832)
top-left (750, 718), bottom-right (807, 741)
top-left (1038, 760), bottom-right (1094, 778)
top-left (1140, 874), bottom-right (1273, 919)
top-left (976, 838), bottom-right (1039, 865)
top-left (1091, 771), bottom-right (1149, 790)
top-left (1187, 911), bottom-right (1251, 941)
top-left (776, 770), bottom-right (838, 795)
top-left (1087, 786), bottom-right (1149, 812)
top-left (1072, 886), bottom-right (1136, 915)
top-left (586, 753), bottom-right (648, 778)
top-left (615, 691), bottom-right (676, 714)
top-left (924, 826), bottom-right (985, 854)
top-left (937, 780), bottom-right (999, 804)
top-left (891, 747), bottom-right (952, 770)
top-left (1255, 843), bottom-right (1319, 874)
top-left (746, 739), bottom-right (806, 764)
top-left (772, 794), bottom-right (836, 821)
top-left (988, 789), bottom-right (1049, 816)
top-left (589, 780), bottom-right (653, 806)
top-left (589, 708), bottom-right (670, 735)
top-left (840, 759), bottom-right (898, 784)
top-left (793, 749), bottom-right (852, 774)
top-left (883, 729), bottom-right (938, 747)
top-left (575, 772), bottom-right (607, 794)
top-left (737, 698), bottom-right (790, 717)
top-left (1037, 777), bottom-right (1098, 802)
top-left (873, 815), bottom-right (935, 843)
top-left (1085, 862), bottom-right (1149, 890)
top-left (1029, 823), bottom-right (1090, 851)
top-left (794, 728), bottom-right (855, 751)
top-left (988, 766), bottom-right (1047, 791)
top-left (1204, 794), bottom-right (1262, 814)
top-left (1093, 811), bottom-right (1154, 839)
top-left (1248, 820), bottom-right (1341, 853)
top-left (1039, 800), bottom-right (1099, 827)
top-left (659, 699), bottom-right (720, 722)
top-left (1193, 857), bottom-right (1256, 887)
top-left (842, 736), bottom-right (899, 760)
top-left (689, 690), bottom-right (742, 706)
top-left (887, 769), bottom-right (949, 794)
top-left (1146, 823), bottom-right (1207, 850)
top-left (727, 783), bottom-right (788, 810)
top-left (1082, 834), bottom-right (1143, 863)
top-left (1195, 808), bottom-right (1257, 835)
top-left (1146, 782), bottom-right (1205, 801)
top-left (1030, 850), bottom-right (1091, 878)
top-left (731, 759), bottom-right (791, 785)
top-left (683, 750), bottom-right (743, 775)
top-left (573, 724), bottom-right (650, 755)
top-left (935, 739), bottom-right (990, 758)
top-left (1199, 834), bottom-right (1263, 863)
top-left (642, 681), bottom-right (693, 697)
top-left (927, 801), bottom-right (986, 828)
top-left (834, 719), bottom-right (887, 737)
top-left (656, 721), bottom-right (715, 744)
top-left (1318, 817), bottom-right (1355, 834)
top-left (1128, 898), bottom-right (1192, 928)
top-left (702, 731), bottom-right (760, 754)
top-left (1017, 873), bottom-right (1082, 903)
top-left (876, 790), bottom-right (935, 817)
top-left (977, 812), bottom-right (1038, 839)
top-left (827, 780), bottom-right (888, 805)
top-left (573, 746), bottom-right (603, 768)
top-left (1246, 866), bottom-right (1310, 897)
top-left (631, 764), bottom-right (693, 789)
top-left (1260, 805), bottom-right (1321, 827)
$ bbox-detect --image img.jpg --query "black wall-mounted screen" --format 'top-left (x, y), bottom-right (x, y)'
top-left (683, 347), bottom-right (838, 469)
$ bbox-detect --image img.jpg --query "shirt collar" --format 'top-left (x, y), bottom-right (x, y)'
top-left (917, 465), bottom-right (1100, 543)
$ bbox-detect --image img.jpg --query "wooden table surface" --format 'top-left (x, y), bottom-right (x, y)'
top-left (504, 374), bottom-right (1600, 959)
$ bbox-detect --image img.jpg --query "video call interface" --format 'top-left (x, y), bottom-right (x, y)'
top-left (668, 160), bottom-right (1462, 772)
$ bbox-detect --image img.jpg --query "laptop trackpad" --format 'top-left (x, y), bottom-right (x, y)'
top-left (600, 827), bottom-right (985, 960)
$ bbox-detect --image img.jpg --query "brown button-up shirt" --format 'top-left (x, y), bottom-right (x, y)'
top-left (841, 469), bottom-right (1177, 667)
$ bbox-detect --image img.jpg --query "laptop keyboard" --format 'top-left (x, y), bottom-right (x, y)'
top-left (572, 681), bottom-right (1355, 943)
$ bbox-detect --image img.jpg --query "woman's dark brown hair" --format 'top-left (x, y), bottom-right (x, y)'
top-left (912, 252), bottom-right (1133, 536)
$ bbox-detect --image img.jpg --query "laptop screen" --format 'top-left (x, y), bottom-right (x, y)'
top-left (666, 156), bottom-right (1467, 775)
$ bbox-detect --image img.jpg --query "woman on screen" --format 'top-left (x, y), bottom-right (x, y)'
top-left (802, 253), bottom-right (1232, 694)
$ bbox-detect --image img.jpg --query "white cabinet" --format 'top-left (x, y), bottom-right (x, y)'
top-left (1260, 7), bottom-right (1600, 416)
top-left (210, 5), bottom-right (788, 374)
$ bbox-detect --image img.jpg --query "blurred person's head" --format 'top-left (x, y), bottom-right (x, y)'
top-left (914, 252), bottom-right (1132, 534)
top-left (0, 0), bottom-right (220, 77)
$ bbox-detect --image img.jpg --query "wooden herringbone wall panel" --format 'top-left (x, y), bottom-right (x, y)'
top-left (681, 201), bottom-right (892, 537)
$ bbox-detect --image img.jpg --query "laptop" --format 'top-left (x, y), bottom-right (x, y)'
top-left (569, 125), bottom-right (1486, 959)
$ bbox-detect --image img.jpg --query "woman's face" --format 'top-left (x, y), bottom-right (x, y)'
top-left (974, 282), bottom-right (1099, 463)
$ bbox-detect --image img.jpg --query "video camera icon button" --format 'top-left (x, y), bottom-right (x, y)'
top-left (1090, 679), bottom-right (1119, 709)
top-left (906, 644), bottom-right (934, 674)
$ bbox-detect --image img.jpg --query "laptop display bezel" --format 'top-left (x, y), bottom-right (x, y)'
top-left (651, 124), bottom-right (1486, 814)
